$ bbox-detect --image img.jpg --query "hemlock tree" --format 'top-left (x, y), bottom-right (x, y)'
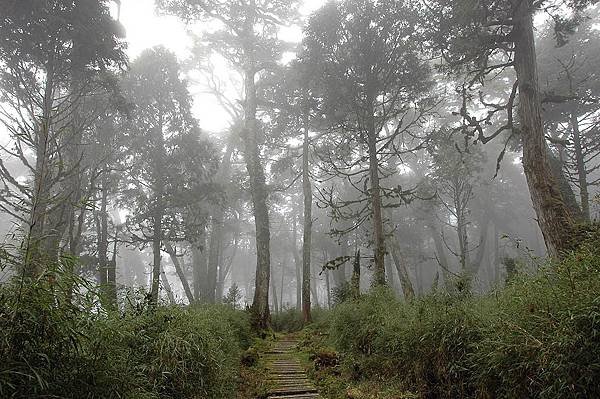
top-left (426, 0), bottom-right (598, 256)
top-left (156, 0), bottom-right (300, 328)
top-left (304, 0), bottom-right (433, 285)
top-left (120, 47), bottom-right (217, 304)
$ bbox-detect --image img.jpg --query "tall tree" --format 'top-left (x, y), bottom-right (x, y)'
top-left (305, 0), bottom-right (433, 285)
top-left (427, 0), bottom-right (598, 256)
top-left (120, 47), bottom-right (217, 304)
top-left (156, 0), bottom-right (300, 328)
top-left (0, 0), bottom-right (125, 276)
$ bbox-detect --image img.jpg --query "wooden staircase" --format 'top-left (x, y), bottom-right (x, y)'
top-left (265, 337), bottom-right (320, 399)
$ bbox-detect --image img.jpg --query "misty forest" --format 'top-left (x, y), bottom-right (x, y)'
top-left (1, 0), bottom-right (600, 398)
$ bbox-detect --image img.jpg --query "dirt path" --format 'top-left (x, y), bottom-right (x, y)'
top-left (264, 336), bottom-right (320, 399)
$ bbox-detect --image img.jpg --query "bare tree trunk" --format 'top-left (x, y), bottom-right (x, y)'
top-left (302, 103), bottom-right (313, 323)
top-left (571, 113), bottom-right (590, 221)
top-left (293, 229), bottom-right (302, 309)
top-left (165, 242), bottom-right (195, 304)
top-left (351, 250), bottom-right (361, 299)
top-left (206, 216), bottom-right (222, 303)
top-left (280, 262), bottom-right (285, 311)
top-left (427, 220), bottom-right (452, 291)
top-left (388, 234), bottom-right (415, 300)
top-left (467, 215), bottom-right (491, 281)
top-left (192, 239), bottom-right (206, 301)
top-left (270, 262), bottom-right (279, 314)
top-left (512, 0), bottom-right (574, 257)
top-left (244, 67), bottom-right (271, 329)
top-left (366, 107), bottom-right (386, 286)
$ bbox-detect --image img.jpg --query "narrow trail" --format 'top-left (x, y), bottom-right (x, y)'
top-left (264, 336), bottom-right (320, 399)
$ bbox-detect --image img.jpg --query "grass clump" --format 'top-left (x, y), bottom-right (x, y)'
top-left (327, 239), bottom-right (600, 398)
top-left (0, 270), bottom-right (251, 398)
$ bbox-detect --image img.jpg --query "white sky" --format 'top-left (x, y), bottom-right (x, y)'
top-left (118, 0), bottom-right (327, 133)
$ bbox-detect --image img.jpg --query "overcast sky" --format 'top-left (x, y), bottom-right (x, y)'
top-left (118, 0), bottom-right (326, 133)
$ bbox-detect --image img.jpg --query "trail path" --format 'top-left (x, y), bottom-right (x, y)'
top-left (264, 336), bottom-right (320, 399)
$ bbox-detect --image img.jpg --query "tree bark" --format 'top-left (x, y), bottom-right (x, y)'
top-left (302, 102), bottom-right (313, 323)
top-left (571, 112), bottom-right (590, 221)
top-left (161, 268), bottom-right (176, 305)
top-left (150, 119), bottom-right (165, 305)
top-left (388, 234), bottom-right (415, 300)
top-left (366, 107), bottom-right (386, 286)
top-left (512, 0), bottom-right (574, 257)
top-left (243, 66), bottom-right (271, 329)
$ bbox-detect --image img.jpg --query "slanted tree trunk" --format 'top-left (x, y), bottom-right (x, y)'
top-left (165, 243), bottom-right (195, 304)
top-left (243, 65), bottom-right (271, 329)
top-left (302, 103), bottom-right (313, 323)
top-left (512, 0), bottom-right (574, 257)
top-left (161, 268), bottom-right (175, 305)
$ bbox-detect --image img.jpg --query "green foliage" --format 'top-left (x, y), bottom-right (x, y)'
top-left (328, 240), bottom-right (600, 398)
top-left (0, 273), bottom-right (251, 398)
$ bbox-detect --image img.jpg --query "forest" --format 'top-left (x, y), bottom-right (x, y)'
top-left (1, 0), bottom-right (600, 398)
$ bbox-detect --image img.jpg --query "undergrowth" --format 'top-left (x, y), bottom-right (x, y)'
top-left (0, 267), bottom-right (251, 399)
top-left (301, 237), bottom-right (600, 398)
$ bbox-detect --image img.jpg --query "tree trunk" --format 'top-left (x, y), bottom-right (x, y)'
top-left (192, 238), bottom-right (206, 301)
top-left (243, 67), bottom-right (271, 329)
top-left (366, 107), bottom-right (386, 286)
top-left (25, 60), bottom-right (55, 277)
top-left (280, 262), bottom-right (285, 311)
top-left (302, 103), bottom-right (313, 323)
top-left (427, 219), bottom-right (452, 291)
top-left (388, 234), bottom-right (415, 300)
top-left (325, 269), bottom-right (331, 309)
top-left (571, 112), bottom-right (590, 221)
top-left (512, 0), bottom-right (573, 257)
top-left (206, 215), bottom-right (222, 303)
top-left (547, 145), bottom-right (583, 221)
top-left (293, 226), bottom-right (302, 309)
top-left (161, 268), bottom-right (176, 305)
top-left (270, 262), bottom-right (279, 314)
top-left (165, 242), bottom-right (195, 304)
top-left (351, 250), bottom-right (361, 299)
